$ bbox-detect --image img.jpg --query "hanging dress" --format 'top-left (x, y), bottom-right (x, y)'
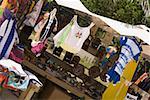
top-left (53, 15), bottom-right (95, 54)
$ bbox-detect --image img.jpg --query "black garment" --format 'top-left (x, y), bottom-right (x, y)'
top-left (63, 51), bottom-right (73, 63)
top-left (71, 56), bottom-right (81, 65)
top-left (91, 38), bottom-right (101, 49)
top-left (53, 47), bottom-right (63, 57)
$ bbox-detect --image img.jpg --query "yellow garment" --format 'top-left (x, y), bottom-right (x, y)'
top-left (1, 0), bottom-right (13, 9)
top-left (1, 0), bottom-right (8, 9)
top-left (102, 60), bottom-right (138, 100)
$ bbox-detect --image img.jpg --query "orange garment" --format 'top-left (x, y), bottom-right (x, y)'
top-left (0, 73), bottom-right (6, 83)
top-left (1, 0), bottom-right (8, 9)
top-left (135, 72), bottom-right (148, 85)
top-left (1, 0), bottom-right (17, 9)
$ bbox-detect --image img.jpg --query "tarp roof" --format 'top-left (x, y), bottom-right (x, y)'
top-left (55, 0), bottom-right (150, 45)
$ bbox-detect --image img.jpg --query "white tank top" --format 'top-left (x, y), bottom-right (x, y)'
top-left (53, 15), bottom-right (95, 54)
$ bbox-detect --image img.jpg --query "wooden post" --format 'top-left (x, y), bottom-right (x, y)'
top-left (19, 83), bottom-right (40, 100)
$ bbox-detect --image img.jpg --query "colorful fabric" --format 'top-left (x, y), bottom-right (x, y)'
top-left (0, 19), bottom-right (19, 59)
top-left (106, 46), bottom-right (117, 58)
top-left (6, 70), bottom-right (42, 91)
top-left (0, 6), bottom-right (3, 16)
top-left (106, 36), bottom-right (142, 84)
top-left (23, 0), bottom-right (44, 27)
top-left (1, 0), bottom-right (8, 9)
top-left (0, 72), bottom-right (7, 84)
top-left (3, 75), bottom-right (18, 91)
top-left (0, 59), bottom-right (42, 91)
top-left (53, 15), bottom-right (95, 53)
top-left (7, 72), bottom-right (28, 91)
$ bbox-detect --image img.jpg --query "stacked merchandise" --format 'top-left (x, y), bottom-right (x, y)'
top-left (0, 59), bottom-right (42, 91)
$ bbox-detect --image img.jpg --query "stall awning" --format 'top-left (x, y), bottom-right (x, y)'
top-left (55, 0), bottom-right (150, 45)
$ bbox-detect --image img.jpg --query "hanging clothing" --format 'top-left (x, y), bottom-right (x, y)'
top-left (53, 15), bottom-right (95, 54)
top-left (1, 0), bottom-right (18, 12)
top-left (16, 0), bottom-right (31, 27)
top-left (114, 37), bottom-right (142, 75)
top-left (0, 8), bottom-right (12, 26)
top-left (28, 12), bottom-right (49, 41)
top-left (106, 37), bottom-right (142, 84)
top-left (0, 19), bottom-right (19, 59)
top-left (28, 1), bottom-right (35, 13)
top-left (9, 44), bottom-right (24, 63)
top-left (23, 0), bottom-right (44, 27)
top-left (31, 8), bottom-right (57, 56)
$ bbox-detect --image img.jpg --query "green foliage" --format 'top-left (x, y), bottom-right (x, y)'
top-left (81, 0), bottom-right (145, 25)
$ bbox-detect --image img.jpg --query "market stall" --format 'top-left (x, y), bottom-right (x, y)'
top-left (0, 0), bottom-right (149, 100)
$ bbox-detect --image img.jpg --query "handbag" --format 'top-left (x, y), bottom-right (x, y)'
top-left (31, 8), bottom-right (57, 56)
top-left (9, 44), bottom-right (24, 63)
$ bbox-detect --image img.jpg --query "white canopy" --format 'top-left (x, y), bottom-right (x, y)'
top-left (55, 0), bottom-right (150, 45)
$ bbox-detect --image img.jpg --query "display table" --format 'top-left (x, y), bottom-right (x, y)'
top-left (22, 60), bottom-right (92, 100)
